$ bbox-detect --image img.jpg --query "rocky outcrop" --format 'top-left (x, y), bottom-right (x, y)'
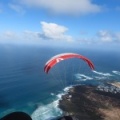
top-left (59, 85), bottom-right (120, 120)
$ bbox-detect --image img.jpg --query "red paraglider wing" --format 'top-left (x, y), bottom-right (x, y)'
top-left (44, 53), bottom-right (94, 73)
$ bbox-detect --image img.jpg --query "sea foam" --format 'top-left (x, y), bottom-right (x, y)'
top-left (112, 71), bottom-right (120, 75)
top-left (31, 86), bottom-right (72, 120)
top-left (75, 74), bottom-right (93, 81)
top-left (93, 70), bottom-right (113, 77)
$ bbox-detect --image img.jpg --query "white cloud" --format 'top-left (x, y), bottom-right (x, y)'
top-left (0, 31), bottom-right (20, 44)
top-left (40, 21), bottom-right (73, 41)
top-left (23, 30), bottom-right (40, 40)
top-left (18, 0), bottom-right (102, 15)
top-left (9, 3), bottom-right (25, 14)
top-left (0, 30), bottom-right (41, 45)
top-left (3, 31), bottom-right (17, 39)
top-left (0, 22), bottom-right (73, 45)
top-left (1, 20), bottom-right (120, 46)
top-left (0, 30), bottom-right (40, 41)
top-left (97, 30), bottom-right (113, 42)
top-left (96, 30), bottom-right (120, 43)
top-left (77, 30), bottom-right (120, 44)
top-left (1, 29), bottom-right (120, 45)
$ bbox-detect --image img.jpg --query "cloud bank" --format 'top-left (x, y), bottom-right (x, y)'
top-left (97, 30), bottom-right (120, 43)
top-left (0, 22), bottom-right (120, 46)
top-left (0, 22), bottom-right (73, 45)
top-left (77, 30), bottom-right (120, 44)
top-left (18, 0), bottom-right (102, 15)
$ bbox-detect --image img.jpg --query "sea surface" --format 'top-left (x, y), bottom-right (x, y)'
top-left (0, 44), bottom-right (120, 120)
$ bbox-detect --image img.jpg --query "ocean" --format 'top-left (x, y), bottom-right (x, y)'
top-left (0, 44), bottom-right (120, 120)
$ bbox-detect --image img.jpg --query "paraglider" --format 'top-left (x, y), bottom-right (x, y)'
top-left (44, 53), bottom-right (94, 74)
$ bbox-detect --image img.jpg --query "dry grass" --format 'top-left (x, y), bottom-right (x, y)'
top-left (109, 82), bottom-right (120, 88)
top-left (99, 107), bottom-right (120, 120)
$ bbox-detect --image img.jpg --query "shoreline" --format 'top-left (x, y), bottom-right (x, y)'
top-left (58, 84), bottom-right (120, 120)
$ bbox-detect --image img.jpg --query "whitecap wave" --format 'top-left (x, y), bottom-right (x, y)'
top-left (31, 100), bottom-right (62, 120)
top-left (51, 93), bottom-right (55, 96)
top-left (112, 71), bottom-right (120, 75)
top-left (93, 70), bottom-right (113, 77)
top-left (94, 76), bottom-right (107, 80)
top-left (63, 86), bottom-right (73, 92)
top-left (75, 74), bottom-right (93, 81)
top-left (31, 86), bottom-right (72, 120)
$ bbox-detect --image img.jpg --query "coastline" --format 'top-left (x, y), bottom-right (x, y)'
top-left (58, 84), bottom-right (120, 120)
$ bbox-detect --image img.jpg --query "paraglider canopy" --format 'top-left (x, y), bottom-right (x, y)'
top-left (44, 53), bottom-right (94, 74)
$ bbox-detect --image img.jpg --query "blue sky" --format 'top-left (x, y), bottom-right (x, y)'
top-left (0, 0), bottom-right (120, 49)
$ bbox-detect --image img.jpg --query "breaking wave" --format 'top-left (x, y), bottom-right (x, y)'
top-left (75, 74), bottom-right (93, 81)
top-left (93, 70), bottom-right (113, 77)
top-left (94, 76), bottom-right (107, 80)
top-left (51, 93), bottom-right (55, 96)
top-left (112, 71), bottom-right (120, 75)
top-left (31, 86), bottom-right (72, 120)
top-left (75, 70), bottom-right (117, 82)
top-left (31, 100), bottom-right (62, 120)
